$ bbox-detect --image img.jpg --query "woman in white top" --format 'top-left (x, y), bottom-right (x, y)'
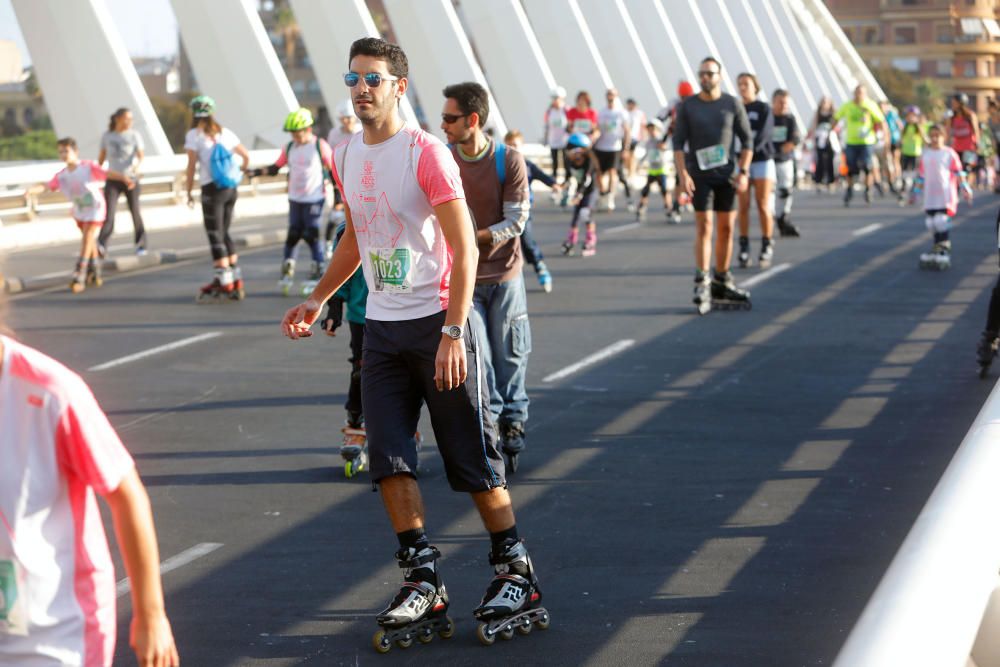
top-left (183, 95), bottom-right (250, 302)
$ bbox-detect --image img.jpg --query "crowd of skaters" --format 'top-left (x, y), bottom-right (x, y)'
top-left (5, 31), bottom-right (1000, 666)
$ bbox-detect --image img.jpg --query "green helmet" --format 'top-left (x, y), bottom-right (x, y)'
top-left (190, 95), bottom-right (215, 118)
top-left (283, 107), bottom-right (314, 132)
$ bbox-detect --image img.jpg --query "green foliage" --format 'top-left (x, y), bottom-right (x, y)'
top-left (150, 95), bottom-right (191, 153)
top-left (869, 65), bottom-right (946, 121)
top-left (0, 129), bottom-right (58, 161)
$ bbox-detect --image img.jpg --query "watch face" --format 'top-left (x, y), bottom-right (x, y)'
top-left (448, 325), bottom-right (463, 339)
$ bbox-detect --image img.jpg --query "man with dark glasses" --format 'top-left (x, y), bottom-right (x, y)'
top-left (673, 56), bottom-right (753, 314)
top-left (441, 82), bottom-right (532, 475)
top-left (280, 37), bottom-right (547, 650)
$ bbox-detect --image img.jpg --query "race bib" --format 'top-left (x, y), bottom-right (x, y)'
top-left (369, 248), bottom-right (412, 293)
top-left (696, 144), bottom-right (728, 170)
top-left (0, 559), bottom-right (28, 636)
top-left (773, 126), bottom-right (789, 143)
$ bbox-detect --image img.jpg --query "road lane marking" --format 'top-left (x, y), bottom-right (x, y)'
top-left (742, 263), bottom-right (791, 288)
top-left (32, 270), bottom-right (71, 280)
top-left (117, 542), bottom-right (223, 598)
top-left (605, 222), bottom-right (641, 235)
top-left (543, 339), bottom-right (635, 383)
top-left (853, 223), bottom-right (882, 237)
top-left (88, 332), bottom-right (222, 371)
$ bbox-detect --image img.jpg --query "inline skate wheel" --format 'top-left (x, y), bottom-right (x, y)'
top-left (395, 636), bottom-right (413, 649)
top-left (537, 612), bottom-right (551, 630)
top-left (418, 627), bottom-right (434, 644)
top-left (500, 624), bottom-right (515, 641)
top-left (439, 616), bottom-right (455, 639)
top-left (517, 618), bottom-right (533, 635)
top-left (372, 629), bottom-right (391, 654)
top-left (345, 460), bottom-right (357, 478)
top-left (476, 623), bottom-right (497, 646)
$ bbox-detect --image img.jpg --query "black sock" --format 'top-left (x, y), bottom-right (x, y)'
top-left (397, 528), bottom-right (429, 551)
top-left (490, 525), bottom-right (518, 553)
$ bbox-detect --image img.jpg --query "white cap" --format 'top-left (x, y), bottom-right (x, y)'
top-left (551, 86), bottom-right (567, 99)
top-left (336, 100), bottom-right (355, 118)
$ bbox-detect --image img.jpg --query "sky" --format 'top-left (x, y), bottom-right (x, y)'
top-left (0, 0), bottom-right (179, 66)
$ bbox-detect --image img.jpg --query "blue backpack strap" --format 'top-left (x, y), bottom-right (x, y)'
top-left (494, 141), bottom-right (506, 187)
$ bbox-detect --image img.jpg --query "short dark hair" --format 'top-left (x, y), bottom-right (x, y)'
top-left (443, 82), bottom-right (490, 127)
top-left (701, 56), bottom-right (722, 71)
top-left (737, 72), bottom-right (760, 93)
top-left (772, 88), bottom-right (790, 100)
top-left (56, 137), bottom-right (77, 150)
top-left (348, 37), bottom-right (408, 79)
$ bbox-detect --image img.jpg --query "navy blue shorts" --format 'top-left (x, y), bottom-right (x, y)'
top-left (362, 310), bottom-right (505, 492)
top-left (844, 144), bottom-right (873, 176)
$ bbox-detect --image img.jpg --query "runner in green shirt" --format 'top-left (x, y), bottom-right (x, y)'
top-left (899, 105), bottom-right (928, 205)
top-left (834, 85), bottom-right (885, 207)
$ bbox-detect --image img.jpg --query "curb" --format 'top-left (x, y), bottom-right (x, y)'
top-left (4, 229), bottom-right (285, 295)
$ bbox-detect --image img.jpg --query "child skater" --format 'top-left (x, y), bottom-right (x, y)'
top-left (635, 118), bottom-right (674, 223)
top-left (912, 124), bottom-right (973, 270)
top-left (561, 132), bottom-right (601, 257)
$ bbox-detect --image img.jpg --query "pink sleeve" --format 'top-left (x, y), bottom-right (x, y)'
top-left (86, 160), bottom-right (108, 182)
top-left (951, 150), bottom-right (963, 173)
top-left (274, 146), bottom-right (288, 169)
top-left (918, 156), bottom-right (925, 179)
top-left (416, 140), bottom-right (465, 207)
top-left (46, 170), bottom-right (61, 192)
top-left (319, 139), bottom-right (334, 171)
top-left (56, 378), bottom-right (134, 495)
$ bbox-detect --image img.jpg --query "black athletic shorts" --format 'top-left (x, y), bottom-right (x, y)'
top-left (692, 174), bottom-right (737, 212)
top-left (901, 155), bottom-right (918, 172)
top-left (362, 310), bottom-right (505, 492)
top-left (594, 148), bottom-right (621, 172)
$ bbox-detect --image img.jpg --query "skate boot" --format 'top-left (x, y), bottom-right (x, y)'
top-left (737, 236), bottom-right (751, 269)
top-left (919, 242), bottom-right (951, 271)
top-left (636, 203), bottom-right (647, 222)
top-left (85, 260), bottom-right (103, 288)
top-left (301, 261), bottom-right (324, 297)
top-left (69, 261), bottom-right (86, 294)
top-left (978, 330), bottom-right (999, 378)
top-left (278, 258), bottom-right (295, 296)
top-left (693, 271), bottom-right (711, 315)
top-left (561, 228), bottom-right (579, 256)
top-left (499, 421), bottom-right (526, 474)
top-left (373, 545), bottom-right (454, 653)
top-left (474, 538), bottom-right (549, 645)
top-left (536, 261), bottom-right (553, 293)
top-left (581, 229), bottom-right (597, 257)
top-left (196, 268), bottom-right (236, 304)
top-left (758, 238), bottom-right (774, 269)
top-left (340, 418), bottom-right (367, 478)
top-left (711, 271), bottom-right (752, 311)
top-left (230, 265), bottom-right (245, 301)
top-left (776, 215), bottom-right (800, 237)
top-left (669, 203), bottom-right (682, 224)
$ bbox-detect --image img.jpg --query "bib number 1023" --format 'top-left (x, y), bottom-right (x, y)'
top-left (369, 248), bottom-right (412, 293)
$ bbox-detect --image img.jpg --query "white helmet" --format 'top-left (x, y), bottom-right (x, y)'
top-left (551, 86), bottom-right (567, 99)
top-left (336, 100), bottom-right (355, 119)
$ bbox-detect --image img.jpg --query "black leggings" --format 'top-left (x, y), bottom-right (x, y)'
top-left (814, 147), bottom-right (836, 185)
top-left (201, 183), bottom-right (238, 260)
top-left (550, 147), bottom-right (565, 182)
top-left (346, 321), bottom-right (365, 422)
top-left (98, 180), bottom-right (146, 248)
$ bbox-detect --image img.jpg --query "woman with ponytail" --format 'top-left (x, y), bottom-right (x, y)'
top-left (97, 107), bottom-right (146, 257)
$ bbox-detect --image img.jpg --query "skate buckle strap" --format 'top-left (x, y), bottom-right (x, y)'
top-left (396, 546), bottom-right (441, 568)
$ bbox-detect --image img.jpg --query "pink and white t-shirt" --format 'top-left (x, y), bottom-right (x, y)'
top-left (0, 336), bottom-right (134, 667)
top-left (920, 146), bottom-right (963, 216)
top-left (275, 136), bottom-right (333, 203)
top-left (46, 161), bottom-right (109, 223)
top-left (331, 127), bottom-right (465, 321)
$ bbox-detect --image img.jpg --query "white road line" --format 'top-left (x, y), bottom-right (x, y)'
top-left (543, 339), bottom-right (635, 383)
top-left (853, 223), bottom-right (882, 237)
top-left (88, 332), bottom-right (222, 372)
top-left (742, 263), bottom-right (792, 289)
top-left (235, 224), bottom-right (265, 232)
top-left (32, 270), bottom-right (71, 280)
top-left (117, 542), bottom-right (223, 598)
top-left (605, 222), bottom-right (641, 235)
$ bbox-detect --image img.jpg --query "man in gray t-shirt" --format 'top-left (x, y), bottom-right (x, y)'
top-left (673, 56), bottom-right (753, 314)
top-left (98, 111), bottom-right (147, 254)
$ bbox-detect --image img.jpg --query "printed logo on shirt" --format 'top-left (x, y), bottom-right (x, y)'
top-left (27, 395), bottom-right (43, 407)
top-left (361, 161), bottom-right (376, 191)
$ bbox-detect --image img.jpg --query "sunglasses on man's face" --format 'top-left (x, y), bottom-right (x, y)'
top-left (698, 70), bottom-right (719, 78)
top-left (343, 71), bottom-right (399, 88)
top-left (441, 113), bottom-right (469, 125)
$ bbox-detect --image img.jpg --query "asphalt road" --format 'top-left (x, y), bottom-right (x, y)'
top-left (6, 187), bottom-right (999, 666)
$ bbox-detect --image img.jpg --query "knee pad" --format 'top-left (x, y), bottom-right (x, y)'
top-left (777, 188), bottom-right (791, 199)
top-left (932, 212), bottom-right (951, 233)
top-left (303, 223), bottom-right (320, 244)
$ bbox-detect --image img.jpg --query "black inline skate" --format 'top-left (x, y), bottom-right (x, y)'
top-left (776, 215), bottom-right (800, 237)
top-left (473, 538), bottom-right (549, 645)
top-left (711, 271), bottom-right (752, 311)
top-left (738, 236), bottom-right (751, 269)
top-left (978, 330), bottom-right (999, 379)
top-left (693, 271), bottom-right (712, 315)
top-left (759, 238), bottom-right (774, 270)
top-left (499, 421), bottom-right (525, 474)
top-left (373, 545), bottom-right (454, 653)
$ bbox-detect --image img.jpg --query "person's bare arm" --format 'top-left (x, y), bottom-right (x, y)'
top-left (106, 169), bottom-right (135, 189)
top-left (233, 143), bottom-right (250, 171)
top-left (674, 150), bottom-right (693, 196)
top-left (184, 150), bottom-right (197, 207)
top-left (98, 148), bottom-right (107, 167)
top-left (106, 469), bottom-right (179, 667)
top-left (435, 198), bottom-right (478, 391)
top-left (135, 147), bottom-right (144, 174)
top-left (281, 208), bottom-right (361, 340)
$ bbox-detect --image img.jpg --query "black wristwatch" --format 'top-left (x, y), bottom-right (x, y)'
top-left (441, 324), bottom-right (464, 340)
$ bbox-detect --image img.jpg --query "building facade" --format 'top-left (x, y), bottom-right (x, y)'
top-left (827, 0), bottom-right (1000, 114)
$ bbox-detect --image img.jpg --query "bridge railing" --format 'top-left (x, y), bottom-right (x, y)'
top-left (834, 377), bottom-right (1000, 667)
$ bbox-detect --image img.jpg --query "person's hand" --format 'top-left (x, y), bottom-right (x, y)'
top-left (321, 297), bottom-right (344, 337)
top-left (130, 612), bottom-right (179, 667)
top-left (680, 171), bottom-right (695, 196)
top-left (735, 172), bottom-right (749, 194)
top-left (186, 191), bottom-right (195, 209)
top-left (125, 177), bottom-right (136, 190)
top-left (782, 141), bottom-right (795, 155)
top-left (434, 337), bottom-right (467, 391)
top-left (282, 299), bottom-right (322, 339)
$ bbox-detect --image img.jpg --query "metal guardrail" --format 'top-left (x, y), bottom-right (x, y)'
top-left (834, 377), bottom-right (1000, 667)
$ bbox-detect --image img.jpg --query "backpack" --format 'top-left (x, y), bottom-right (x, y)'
top-left (210, 137), bottom-right (242, 189)
top-left (447, 140), bottom-right (507, 186)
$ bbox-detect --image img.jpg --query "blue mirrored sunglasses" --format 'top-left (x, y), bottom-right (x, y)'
top-left (343, 72), bottom-right (399, 88)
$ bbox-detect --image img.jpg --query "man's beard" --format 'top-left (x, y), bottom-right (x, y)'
top-left (355, 96), bottom-right (394, 125)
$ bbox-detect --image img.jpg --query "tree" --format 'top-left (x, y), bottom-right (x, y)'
top-left (914, 79), bottom-right (946, 121)
top-left (150, 95), bottom-right (191, 152)
top-left (869, 66), bottom-right (917, 108)
top-left (275, 5), bottom-right (300, 67)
